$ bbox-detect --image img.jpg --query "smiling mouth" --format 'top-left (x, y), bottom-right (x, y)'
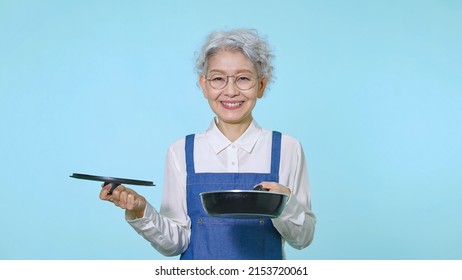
top-left (221, 101), bottom-right (244, 109)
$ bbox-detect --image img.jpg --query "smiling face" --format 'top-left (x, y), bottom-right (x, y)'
top-left (199, 50), bottom-right (268, 129)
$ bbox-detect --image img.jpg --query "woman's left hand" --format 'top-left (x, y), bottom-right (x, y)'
top-left (257, 181), bottom-right (291, 197)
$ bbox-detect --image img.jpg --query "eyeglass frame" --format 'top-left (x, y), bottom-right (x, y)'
top-left (203, 74), bottom-right (260, 90)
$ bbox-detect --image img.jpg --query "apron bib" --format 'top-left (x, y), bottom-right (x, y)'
top-left (180, 131), bottom-right (283, 260)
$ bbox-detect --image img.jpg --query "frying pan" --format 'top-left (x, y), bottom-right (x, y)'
top-left (70, 173), bottom-right (155, 194)
top-left (200, 186), bottom-right (288, 219)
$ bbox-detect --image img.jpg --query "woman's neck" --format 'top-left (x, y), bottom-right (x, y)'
top-left (215, 117), bottom-right (253, 142)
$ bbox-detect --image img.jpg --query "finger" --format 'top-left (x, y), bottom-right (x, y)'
top-left (117, 189), bottom-right (129, 209)
top-left (126, 192), bottom-right (137, 210)
top-left (127, 193), bottom-right (146, 212)
top-left (258, 182), bottom-right (287, 194)
top-left (108, 182), bottom-right (126, 195)
top-left (110, 184), bottom-right (126, 199)
top-left (113, 186), bottom-right (136, 209)
top-left (99, 184), bottom-right (113, 200)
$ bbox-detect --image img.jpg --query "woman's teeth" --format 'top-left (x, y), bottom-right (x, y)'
top-left (221, 101), bottom-right (243, 108)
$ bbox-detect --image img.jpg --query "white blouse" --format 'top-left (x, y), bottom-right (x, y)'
top-left (127, 119), bottom-right (316, 258)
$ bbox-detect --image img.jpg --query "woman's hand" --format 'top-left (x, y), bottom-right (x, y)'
top-left (100, 184), bottom-right (147, 219)
top-left (257, 181), bottom-right (291, 197)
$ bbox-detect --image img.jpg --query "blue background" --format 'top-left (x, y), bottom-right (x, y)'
top-left (1, 0), bottom-right (461, 260)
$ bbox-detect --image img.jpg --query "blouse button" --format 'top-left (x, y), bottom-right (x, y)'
top-left (198, 218), bottom-right (203, 223)
top-left (259, 220), bottom-right (265, 225)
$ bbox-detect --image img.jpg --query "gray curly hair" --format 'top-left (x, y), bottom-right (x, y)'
top-left (195, 28), bottom-right (274, 83)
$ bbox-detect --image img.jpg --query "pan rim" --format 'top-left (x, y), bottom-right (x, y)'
top-left (200, 190), bottom-right (288, 197)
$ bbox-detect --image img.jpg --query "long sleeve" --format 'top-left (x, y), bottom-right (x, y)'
top-left (272, 138), bottom-right (316, 249)
top-left (126, 141), bottom-right (190, 256)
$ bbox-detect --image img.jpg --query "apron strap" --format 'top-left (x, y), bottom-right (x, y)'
top-left (270, 131), bottom-right (282, 175)
top-left (185, 134), bottom-right (195, 174)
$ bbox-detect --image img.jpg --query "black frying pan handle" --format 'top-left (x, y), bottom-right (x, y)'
top-left (253, 184), bottom-right (268, 191)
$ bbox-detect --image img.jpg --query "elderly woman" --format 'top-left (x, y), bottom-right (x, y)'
top-left (100, 28), bottom-right (316, 260)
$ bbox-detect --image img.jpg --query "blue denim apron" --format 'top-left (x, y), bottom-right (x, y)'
top-left (180, 131), bottom-right (283, 260)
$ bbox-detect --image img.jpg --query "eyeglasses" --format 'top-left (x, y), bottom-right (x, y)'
top-left (205, 74), bottom-right (257, 90)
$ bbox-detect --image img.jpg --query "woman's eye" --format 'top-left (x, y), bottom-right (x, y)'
top-left (237, 76), bottom-right (251, 81)
top-left (211, 76), bottom-right (225, 81)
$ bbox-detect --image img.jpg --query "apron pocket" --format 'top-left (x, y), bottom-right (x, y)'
top-left (192, 217), bottom-right (279, 260)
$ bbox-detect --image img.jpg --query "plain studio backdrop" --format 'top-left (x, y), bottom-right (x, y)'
top-left (1, 0), bottom-right (461, 260)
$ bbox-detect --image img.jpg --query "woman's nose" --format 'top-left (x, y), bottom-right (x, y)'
top-left (223, 78), bottom-right (240, 96)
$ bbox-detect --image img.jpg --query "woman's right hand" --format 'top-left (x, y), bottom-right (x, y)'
top-left (100, 184), bottom-right (147, 219)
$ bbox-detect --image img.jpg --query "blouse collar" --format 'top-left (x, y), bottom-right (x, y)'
top-left (206, 118), bottom-right (262, 154)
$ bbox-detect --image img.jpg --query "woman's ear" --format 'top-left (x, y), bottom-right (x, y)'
top-left (257, 77), bottom-right (268, 98)
top-left (199, 75), bottom-right (208, 98)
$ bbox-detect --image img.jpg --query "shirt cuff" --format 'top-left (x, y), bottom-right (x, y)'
top-left (276, 193), bottom-right (305, 225)
top-left (126, 202), bottom-right (157, 225)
